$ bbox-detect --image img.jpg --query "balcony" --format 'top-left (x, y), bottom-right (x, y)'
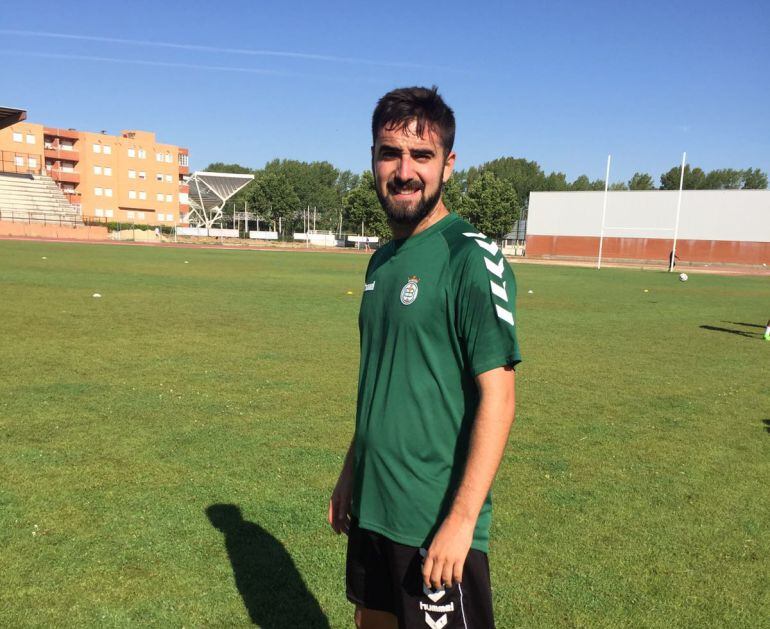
top-left (44, 127), bottom-right (80, 141)
top-left (179, 165), bottom-right (189, 175)
top-left (44, 147), bottom-right (80, 162)
top-left (50, 169), bottom-right (81, 184)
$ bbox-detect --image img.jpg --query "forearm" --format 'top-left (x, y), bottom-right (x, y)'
top-left (447, 374), bottom-right (516, 525)
top-left (340, 436), bottom-right (356, 477)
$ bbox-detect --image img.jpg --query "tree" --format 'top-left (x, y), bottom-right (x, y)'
top-left (469, 157), bottom-right (544, 209)
top-left (542, 171), bottom-right (569, 191)
top-left (703, 168), bottom-right (743, 190)
top-left (442, 175), bottom-right (465, 215)
top-left (342, 171), bottom-right (390, 239)
top-left (204, 162), bottom-right (253, 174)
top-left (246, 172), bottom-right (300, 237)
top-left (463, 171), bottom-right (520, 240)
top-left (570, 175), bottom-right (592, 191)
top-left (742, 168), bottom-right (768, 189)
top-left (628, 172), bottom-right (655, 190)
top-left (660, 164), bottom-right (706, 190)
top-left (609, 182), bottom-right (629, 191)
top-left (335, 170), bottom-right (360, 198)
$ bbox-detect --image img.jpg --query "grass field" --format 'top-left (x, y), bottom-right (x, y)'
top-left (1, 239), bottom-right (768, 628)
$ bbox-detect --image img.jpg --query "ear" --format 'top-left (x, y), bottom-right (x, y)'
top-left (442, 151), bottom-right (456, 183)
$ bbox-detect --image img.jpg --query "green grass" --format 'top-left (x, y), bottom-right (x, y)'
top-left (1, 240), bottom-right (768, 628)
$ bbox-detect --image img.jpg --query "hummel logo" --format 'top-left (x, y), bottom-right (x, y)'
top-left (424, 612), bottom-right (448, 629)
top-left (463, 232), bottom-right (515, 326)
top-left (364, 281), bottom-right (376, 292)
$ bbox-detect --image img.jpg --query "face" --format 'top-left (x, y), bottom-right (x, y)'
top-left (372, 119), bottom-right (455, 226)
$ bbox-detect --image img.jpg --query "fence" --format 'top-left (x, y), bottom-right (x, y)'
top-left (0, 209), bottom-right (83, 227)
top-left (0, 151), bottom-right (43, 176)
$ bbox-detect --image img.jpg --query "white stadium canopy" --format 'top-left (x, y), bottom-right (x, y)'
top-left (186, 171), bottom-right (254, 229)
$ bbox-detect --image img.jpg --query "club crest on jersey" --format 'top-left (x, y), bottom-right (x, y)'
top-left (400, 276), bottom-right (420, 305)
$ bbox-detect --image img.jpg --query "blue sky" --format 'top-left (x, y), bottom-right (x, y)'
top-left (2, 0), bottom-right (768, 185)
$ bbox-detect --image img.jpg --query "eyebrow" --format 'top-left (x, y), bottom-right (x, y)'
top-left (376, 144), bottom-right (436, 157)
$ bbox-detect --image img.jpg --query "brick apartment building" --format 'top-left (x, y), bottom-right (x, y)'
top-left (0, 118), bottom-right (189, 225)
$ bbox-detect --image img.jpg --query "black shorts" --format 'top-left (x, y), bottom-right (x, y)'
top-left (346, 519), bottom-right (495, 628)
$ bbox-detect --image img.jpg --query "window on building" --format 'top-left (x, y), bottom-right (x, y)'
top-left (139, 191), bottom-right (147, 200)
top-left (157, 213), bottom-right (166, 221)
top-left (166, 214), bottom-right (175, 222)
top-left (105, 188), bottom-right (113, 197)
top-left (128, 170), bottom-right (136, 179)
top-left (94, 166), bottom-right (102, 175)
top-left (165, 153), bottom-right (173, 163)
top-left (138, 149), bottom-right (146, 159)
top-left (62, 163), bottom-right (74, 173)
top-left (139, 171), bottom-right (146, 180)
top-left (156, 193), bottom-right (164, 202)
top-left (95, 208), bottom-right (104, 217)
top-left (165, 174), bottom-right (173, 183)
top-left (165, 194), bottom-right (173, 203)
top-left (156, 173), bottom-right (163, 182)
top-left (14, 156), bottom-right (23, 166)
top-left (104, 167), bottom-right (112, 176)
top-left (128, 190), bottom-right (137, 200)
top-left (178, 153), bottom-right (189, 167)
top-left (93, 144), bottom-right (102, 153)
top-left (28, 157), bottom-right (37, 168)
top-left (128, 148), bottom-right (136, 158)
top-left (127, 211), bottom-right (135, 219)
top-left (103, 145), bottom-right (112, 155)
top-left (26, 134), bottom-right (35, 145)
top-left (95, 187), bottom-right (103, 196)
top-left (137, 212), bottom-right (145, 220)
top-left (12, 132), bottom-right (22, 142)
top-left (105, 209), bottom-right (113, 218)
top-left (61, 142), bottom-right (74, 151)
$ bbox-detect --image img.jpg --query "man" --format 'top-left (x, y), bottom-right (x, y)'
top-left (329, 86), bottom-right (521, 628)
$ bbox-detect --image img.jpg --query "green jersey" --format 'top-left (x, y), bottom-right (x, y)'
top-left (352, 212), bottom-right (521, 553)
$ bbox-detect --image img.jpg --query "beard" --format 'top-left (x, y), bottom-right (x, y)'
top-left (376, 177), bottom-right (444, 226)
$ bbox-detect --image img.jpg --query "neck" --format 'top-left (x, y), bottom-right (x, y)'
top-left (390, 201), bottom-right (449, 240)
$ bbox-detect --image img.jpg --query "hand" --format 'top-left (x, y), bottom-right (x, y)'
top-left (328, 468), bottom-right (353, 535)
top-left (422, 514), bottom-right (475, 590)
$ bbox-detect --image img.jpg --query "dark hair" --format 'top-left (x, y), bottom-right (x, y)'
top-left (371, 86), bottom-right (455, 154)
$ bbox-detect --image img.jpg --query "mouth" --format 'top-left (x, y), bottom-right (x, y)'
top-left (388, 183), bottom-right (423, 199)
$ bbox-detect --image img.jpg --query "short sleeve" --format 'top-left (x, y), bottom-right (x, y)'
top-left (454, 241), bottom-right (522, 377)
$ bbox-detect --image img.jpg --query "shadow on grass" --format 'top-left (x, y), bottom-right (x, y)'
top-left (763, 419), bottom-right (770, 434)
top-left (700, 325), bottom-right (762, 339)
top-left (206, 504), bottom-right (330, 628)
top-left (723, 321), bottom-right (765, 329)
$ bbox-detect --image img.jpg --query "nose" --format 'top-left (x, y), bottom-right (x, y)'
top-left (397, 155), bottom-right (415, 182)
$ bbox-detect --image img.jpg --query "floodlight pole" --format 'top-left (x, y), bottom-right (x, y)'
top-left (669, 151), bottom-right (686, 272)
top-left (597, 154), bottom-right (611, 269)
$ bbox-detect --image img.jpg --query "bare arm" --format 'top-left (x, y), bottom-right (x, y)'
top-left (422, 365), bottom-right (516, 589)
top-left (328, 437), bottom-right (356, 535)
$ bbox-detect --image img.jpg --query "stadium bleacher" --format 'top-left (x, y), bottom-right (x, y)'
top-left (0, 173), bottom-right (82, 225)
